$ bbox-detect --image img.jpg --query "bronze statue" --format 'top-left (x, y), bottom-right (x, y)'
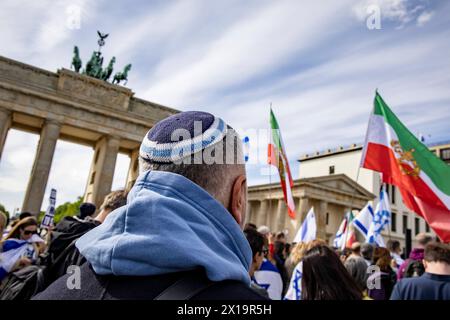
top-left (112, 64), bottom-right (132, 85)
top-left (101, 56), bottom-right (116, 81)
top-left (71, 46), bottom-right (82, 72)
top-left (97, 31), bottom-right (109, 48)
top-left (72, 31), bottom-right (132, 85)
top-left (83, 51), bottom-right (96, 76)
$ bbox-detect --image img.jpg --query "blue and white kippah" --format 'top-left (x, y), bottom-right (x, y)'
top-left (140, 111), bottom-right (228, 163)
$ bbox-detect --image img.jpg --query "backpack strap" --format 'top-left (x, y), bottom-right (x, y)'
top-left (154, 272), bottom-right (215, 300)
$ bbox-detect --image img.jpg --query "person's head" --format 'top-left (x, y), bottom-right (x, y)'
top-left (244, 223), bottom-right (257, 231)
top-left (415, 233), bottom-right (434, 249)
top-left (0, 211), bottom-right (8, 237)
top-left (289, 239), bottom-right (327, 266)
top-left (257, 226), bottom-right (270, 238)
top-left (19, 212), bottom-right (32, 220)
top-left (5, 217), bottom-right (38, 241)
top-left (372, 247), bottom-right (392, 272)
top-left (244, 228), bottom-right (266, 276)
top-left (275, 231), bottom-right (286, 243)
top-left (387, 239), bottom-right (402, 255)
top-left (361, 243), bottom-right (374, 261)
top-left (301, 245), bottom-right (363, 300)
top-left (139, 111), bottom-right (247, 228)
top-left (95, 190), bottom-right (128, 223)
top-left (344, 254), bottom-right (369, 292)
top-left (423, 242), bottom-right (450, 274)
top-left (78, 202), bottom-right (97, 219)
top-left (351, 242), bottom-right (361, 256)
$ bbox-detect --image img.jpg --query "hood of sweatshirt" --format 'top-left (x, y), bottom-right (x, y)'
top-left (76, 170), bottom-right (252, 285)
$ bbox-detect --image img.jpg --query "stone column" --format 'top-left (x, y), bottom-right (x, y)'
top-left (275, 199), bottom-right (286, 232)
top-left (22, 120), bottom-right (61, 215)
top-left (317, 200), bottom-right (328, 240)
top-left (297, 197), bottom-right (310, 229)
top-left (84, 136), bottom-right (120, 209)
top-left (0, 108), bottom-right (12, 161)
top-left (257, 200), bottom-right (268, 227)
top-left (125, 148), bottom-right (139, 190)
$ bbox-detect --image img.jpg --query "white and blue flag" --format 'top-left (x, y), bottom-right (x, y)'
top-left (293, 207), bottom-right (316, 243)
top-left (353, 203), bottom-right (374, 239)
top-left (367, 186), bottom-right (391, 247)
top-left (254, 259), bottom-right (283, 300)
top-left (284, 261), bottom-right (303, 300)
top-left (0, 234), bottom-right (44, 280)
top-left (333, 215), bottom-right (348, 249)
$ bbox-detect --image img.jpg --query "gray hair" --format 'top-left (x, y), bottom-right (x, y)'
top-left (139, 126), bottom-right (245, 208)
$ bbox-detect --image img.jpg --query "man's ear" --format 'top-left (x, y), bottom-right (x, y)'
top-left (230, 174), bottom-right (247, 227)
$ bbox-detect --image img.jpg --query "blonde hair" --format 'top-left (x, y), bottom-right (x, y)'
top-left (0, 211), bottom-right (7, 239)
top-left (290, 239), bottom-right (328, 266)
top-left (0, 211), bottom-right (7, 227)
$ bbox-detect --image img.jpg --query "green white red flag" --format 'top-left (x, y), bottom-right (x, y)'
top-left (268, 108), bottom-right (296, 219)
top-left (361, 92), bottom-right (450, 242)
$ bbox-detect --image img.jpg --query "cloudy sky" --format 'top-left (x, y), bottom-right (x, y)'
top-left (0, 0), bottom-right (449, 214)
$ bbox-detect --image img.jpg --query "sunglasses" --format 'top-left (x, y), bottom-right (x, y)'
top-left (23, 230), bottom-right (38, 236)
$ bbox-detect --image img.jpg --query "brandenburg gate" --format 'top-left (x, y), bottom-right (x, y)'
top-left (0, 56), bottom-right (178, 214)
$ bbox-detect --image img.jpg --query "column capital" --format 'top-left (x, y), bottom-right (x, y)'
top-left (102, 135), bottom-right (121, 147)
top-left (0, 108), bottom-right (12, 116)
top-left (45, 118), bottom-right (61, 126)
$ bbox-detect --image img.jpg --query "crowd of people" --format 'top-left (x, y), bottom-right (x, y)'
top-left (0, 110), bottom-right (449, 300)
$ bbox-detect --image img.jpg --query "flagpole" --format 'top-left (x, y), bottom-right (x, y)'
top-left (268, 102), bottom-right (272, 229)
top-left (341, 163), bottom-right (362, 250)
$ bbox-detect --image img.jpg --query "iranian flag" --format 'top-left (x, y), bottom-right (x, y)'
top-left (361, 92), bottom-right (450, 242)
top-left (268, 108), bottom-right (296, 219)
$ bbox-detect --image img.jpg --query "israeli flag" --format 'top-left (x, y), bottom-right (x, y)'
top-left (353, 203), bottom-right (374, 239)
top-left (0, 234), bottom-right (44, 280)
top-left (367, 186), bottom-right (391, 247)
top-left (284, 261), bottom-right (303, 300)
top-left (333, 216), bottom-right (348, 249)
top-left (293, 207), bottom-right (316, 243)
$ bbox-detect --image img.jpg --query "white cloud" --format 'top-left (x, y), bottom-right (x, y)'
top-left (416, 11), bottom-right (434, 26)
top-left (351, 0), bottom-right (431, 28)
top-left (142, 0), bottom-right (354, 107)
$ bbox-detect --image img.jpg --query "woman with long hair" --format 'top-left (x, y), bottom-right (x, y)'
top-left (367, 247), bottom-right (397, 300)
top-left (284, 239), bottom-right (327, 300)
top-left (0, 217), bottom-right (44, 281)
top-left (301, 244), bottom-right (363, 300)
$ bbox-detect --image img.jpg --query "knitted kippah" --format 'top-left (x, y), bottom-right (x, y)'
top-left (140, 111), bottom-right (228, 163)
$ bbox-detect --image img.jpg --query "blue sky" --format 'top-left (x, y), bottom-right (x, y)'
top-left (0, 0), bottom-right (449, 214)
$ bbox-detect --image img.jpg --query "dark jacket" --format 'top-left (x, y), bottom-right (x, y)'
top-left (43, 216), bottom-right (100, 284)
top-left (48, 216), bottom-right (100, 260)
top-left (390, 272), bottom-right (450, 300)
top-left (33, 263), bottom-right (267, 300)
top-left (367, 267), bottom-right (396, 300)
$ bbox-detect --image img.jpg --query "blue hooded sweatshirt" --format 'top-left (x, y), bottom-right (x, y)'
top-left (76, 170), bottom-right (252, 285)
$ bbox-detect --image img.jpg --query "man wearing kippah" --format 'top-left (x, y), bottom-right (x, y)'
top-left (34, 111), bottom-right (267, 300)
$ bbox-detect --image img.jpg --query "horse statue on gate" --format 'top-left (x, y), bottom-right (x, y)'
top-left (71, 46), bottom-right (82, 73)
top-left (101, 56), bottom-right (116, 81)
top-left (112, 64), bottom-right (132, 85)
